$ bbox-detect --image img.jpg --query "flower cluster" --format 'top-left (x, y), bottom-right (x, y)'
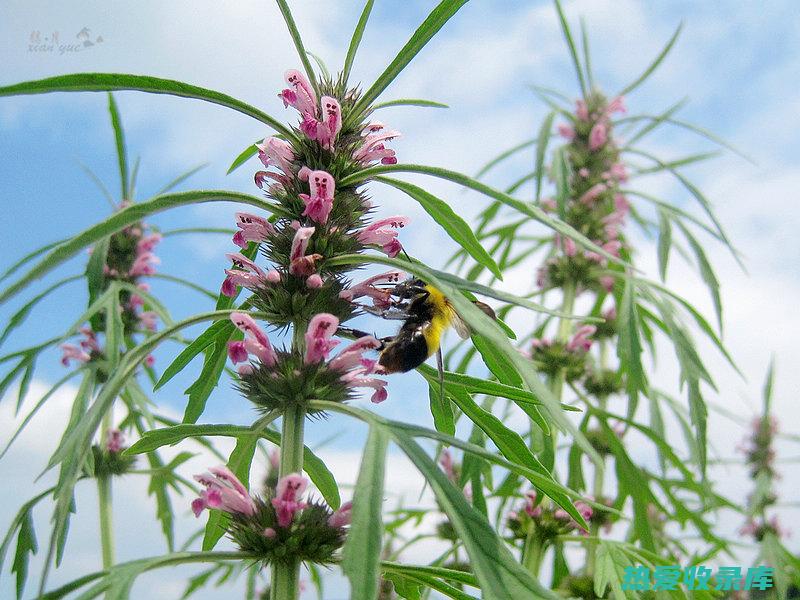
top-left (60, 205), bottom-right (161, 368)
top-left (192, 467), bottom-right (352, 565)
top-left (89, 428), bottom-right (136, 477)
top-left (219, 69), bottom-right (408, 328)
top-left (507, 490), bottom-right (593, 541)
top-left (537, 93), bottom-right (629, 294)
top-left (528, 325), bottom-right (597, 380)
top-left (738, 415), bottom-right (786, 541)
top-left (228, 312), bottom-right (388, 413)
top-left (739, 415), bottom-right (779, 479)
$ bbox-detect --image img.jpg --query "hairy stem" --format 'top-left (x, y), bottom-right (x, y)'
top-left (270, 325), bottom-right (307, 600)
top-left (97, 410), bottom-right (115, 577)
top-left (523, 280), bottom-right (577, 574)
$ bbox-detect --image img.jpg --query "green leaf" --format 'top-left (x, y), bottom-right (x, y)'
top-left (392, 432), bottom-right (560, 600)
top-left (371, 98), bottom-right (448, 110)
top-left (203, 435), bottom-right (257, 550)
top-left (125, 423), bottom-right (340, 509)
top-left (618, 23), bottom-right (682, 96)
top-left (341, 164), bottom-right (628, 266)
top-left (677, 221), bottom-right (722, 333)
top-left (343, 0), bottom-right (375, 85)
top-left (226, 141), bottom-right (260, 175)
top-left (314, 402), bottom-right (587, 533)
top-left (417, 365), bottom-right (579, 411)
top-left (763, 357), bottom-right (775, 412)
top-left (351, 0), bottom-right (468, 118)
top-left (617, 278), bottom-right (646, 399)
top-left (656, 209), bottom-right (671, 281)
top-left (0, 275), bottom-right (81, 349)
top-left (534, 111), bottom-right (556, 203)
top-left (0, 73), bottom-right (292, 137)
top-left (445, 386), bottom-right (586, 528)
top-left (343, 427), bottom-right (389, 600)
top-left (155, 320), bottom-right (233, 390)
top-left (553, 0), bottom-right (587, 97)
top-left (474, 138), bottom-right (537, 179)
top-left (107, 93), bottom-right (128, 199)
top-left (182, 339), bottom-right (231, 424)
top-left (551, 145), bottom-right (571, 220)
top-left (155, 163), bottom-right (208, 195)
top-left (275, 0), bottom-right (320, 98)
top-left (427, 383), bottom-right (455, 436)
top-left (377, 176), bottom-right (502, 279)
top-left (0, 238), bottom-right (67, 284)
top-left (0, 190), bottom-right (286, 305)
top-left (326, 253), bottom-right (601, 465)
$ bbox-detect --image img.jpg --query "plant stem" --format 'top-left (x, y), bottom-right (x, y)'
top-left (98, 410), bottom-right (115, 573)
top-left (523, 280), bottom-right (577, 574)
top-left (271, 325), bottom-right (307, 600)
top-left (521, 525), bottom-right (544, 576)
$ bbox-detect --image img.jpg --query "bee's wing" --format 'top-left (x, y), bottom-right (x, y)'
top-left (449, 309), bottom-right (472, 340)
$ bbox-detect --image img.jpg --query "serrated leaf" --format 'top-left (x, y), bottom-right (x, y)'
top-left (377, 176), bottom-right (502, 279)
top-left (343, 426), bottom-right (388, 600)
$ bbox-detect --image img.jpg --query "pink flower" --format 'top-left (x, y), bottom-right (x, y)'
top-left (289, 227), bottom-right (322, 277)
top-left (578, 167), bottom-right (590, 178)
top-left (614, 193), bottom-right (630, 215)
top-left (299, 170), bottom-right (335, 224)
top-left (599, 275), bottom-right (615, 292)
top-left (78, 327), bottom-right (100, 353)
top-left (566, 325), bottom-right (596, 352)
top-left (139, 311), bottom-right (158, 331)
top-left (557, 123), bottom-right (575, 140)
top-left (341, 366), bottom-right (388, 403)
top-left (589, 122), bottom-right (608, 151)
top-left (524, 490), bottom-right (541, 517)
top-left (192, 465), bottom-right (257, 517)
top-left (145, 354), bottom-right (156, 367)
top-left (256, 137), bottom-right (295, 176)
top-left (137, 233), bottom-right (162, 254)
top-left (356, 216), bottom-right (409, 258)
top-left (60, 343), bottom-right (91, 366)
top-left (304, 313), bottom-right (341, 364)
top-left (604, 95), bottom-right (626, 116)
top-left (233, 212), bottom-right (276, 248)
top-left (574, 500), bottom-right (594, 521)
top-left (306, 273), bottom-right (324, 288)
top-left (353, 127), bottom-right (401, 166)
top-left (222, 252), bottom-right (270, 296)
top-left (272, 473), bottom-right (309, 527)
top-left (556, 235), bottom-right (577, 257)
top-left (105, 429), bottom-right (125, 453)
top-left (328, 336), bottom-right (381, 372)
top-left (317, 96), bottom-right (342, 149)
top-left (129, 251), bottom-right (159, 277)
top-left (328, 501), bottom-right (353, 527)
top-left (280, 69), bottom-right (316, 115)
top-left (339, 270), bottom-right (405, 308)
top-left (440, 449), bottom-right (457, 483)
top-left (578, 183), bottom-right (606, 205)
top-left (609, 162), bottom-right (628, 182)
top-left (229, 312), bottom-right (278, 367)
top-left (575, 100), bottom-right (589, 121)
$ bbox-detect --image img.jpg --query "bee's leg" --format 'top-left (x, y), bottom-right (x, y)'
top-left (336, 326), bottom-right (394, 350)
top-left (436, 348), bottom-right (445, 405)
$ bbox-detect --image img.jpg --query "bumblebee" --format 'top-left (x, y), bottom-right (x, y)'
top-left (344, 278), bottom-right (495, 374)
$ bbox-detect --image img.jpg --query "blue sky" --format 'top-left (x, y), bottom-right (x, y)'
top-left (1, 1), bottom-right (799, 597)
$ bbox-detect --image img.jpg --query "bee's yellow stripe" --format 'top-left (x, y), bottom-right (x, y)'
top-left (422, 285), bottom-right (452, 359)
